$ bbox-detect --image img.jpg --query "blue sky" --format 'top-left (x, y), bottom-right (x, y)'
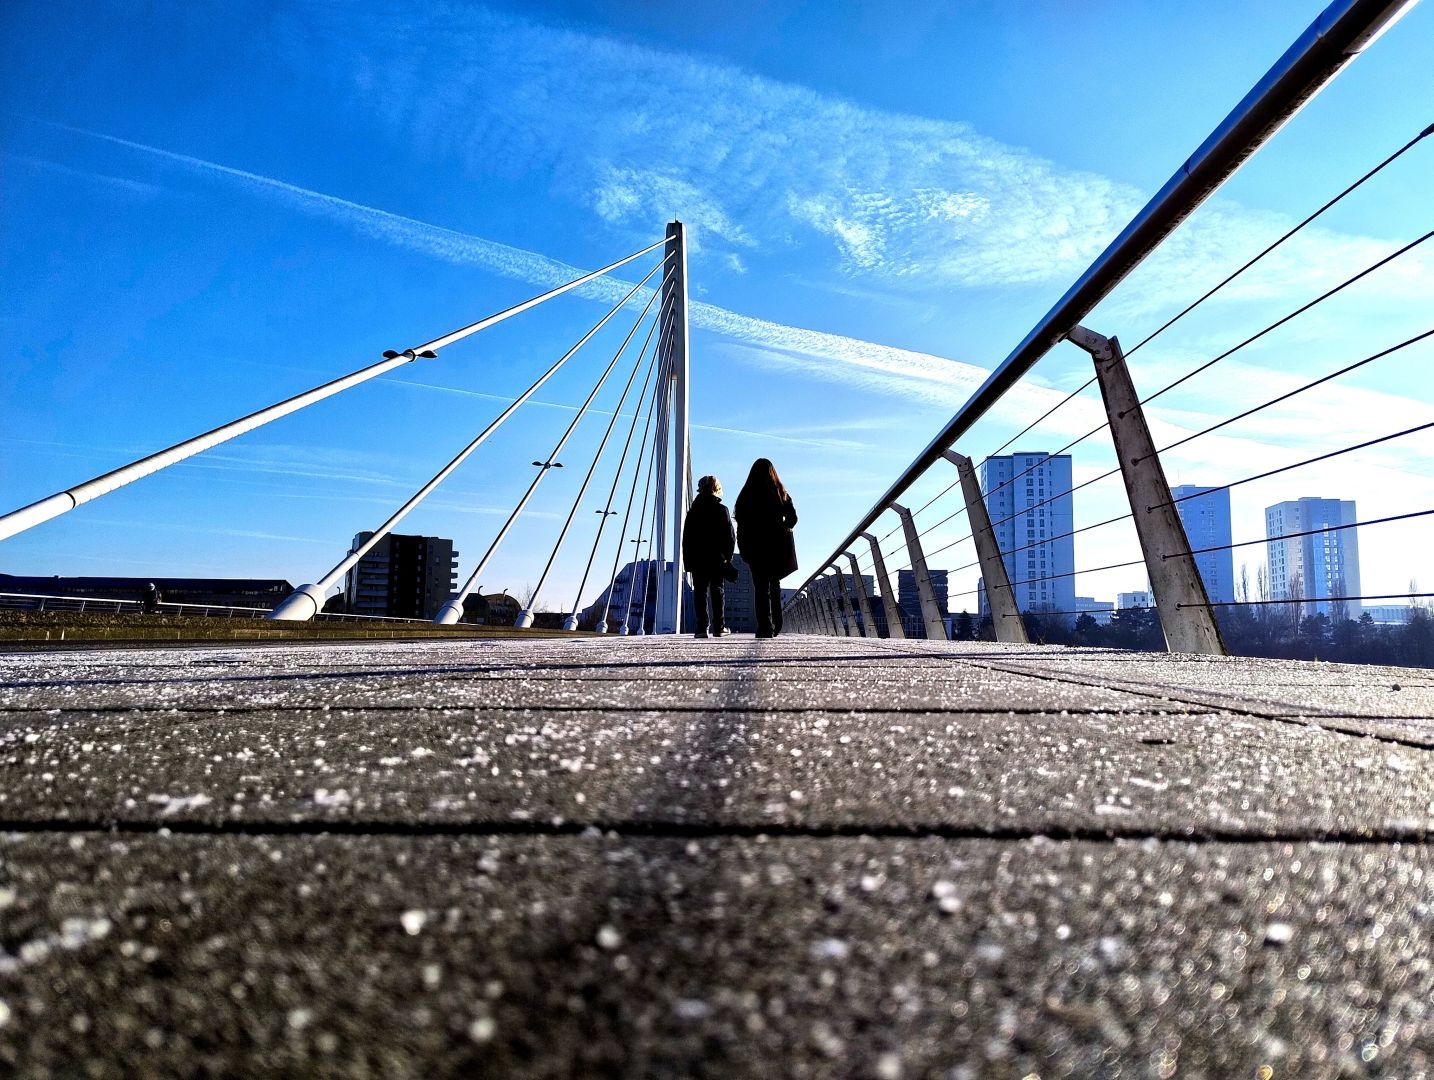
top-left (2, 0), bottom-right (1431, 612)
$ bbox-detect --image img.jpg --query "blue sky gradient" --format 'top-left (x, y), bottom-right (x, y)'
top-left (3, 0), bottom-right (1431, 609)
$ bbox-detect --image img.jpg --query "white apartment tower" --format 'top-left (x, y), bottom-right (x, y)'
top-left (978, 452), bottom-right (1076, 619)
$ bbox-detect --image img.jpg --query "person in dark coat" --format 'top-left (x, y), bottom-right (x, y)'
top-left (682, 474), bottom-right (735, 639)
top-left (734, 458), bottom-right (798, 638)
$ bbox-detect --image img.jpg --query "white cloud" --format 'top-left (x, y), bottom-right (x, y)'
top-left (259, 3), bottom-right (1432, 309)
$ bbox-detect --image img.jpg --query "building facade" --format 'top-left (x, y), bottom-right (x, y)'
top-left (343, 532), bottom-right (458, 620)
top-left (1170, 485), bottom-right (1234, 605)
top-left (898, 568), bottom-right (949, 637)
top-left (978, 451), bottom-right (1076, 619)
top-left (582, 560), bottom-right (693, 632)
top-left (1265, 498), bottom-right (1362, 618)
top-left (1073, 596), bottom-right (1115, 625)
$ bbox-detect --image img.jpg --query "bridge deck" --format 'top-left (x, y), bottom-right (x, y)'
top-left (2, 636), bottom-right (1432, 1076)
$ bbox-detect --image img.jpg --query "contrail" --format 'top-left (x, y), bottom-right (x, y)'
top-left (43, 120), bottom-right (1002, 409)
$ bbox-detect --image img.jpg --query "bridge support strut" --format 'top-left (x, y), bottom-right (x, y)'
top-left (844, 552), bottom-right (877, 639)
top-left (1067, 325), bottom-right (1227, 656)
top-left (892, 503), bottom-right (948, 640)
top-left (941, 450), bottom-right (1028, 645)
top-left (860, 532), bottom-right (905, 640)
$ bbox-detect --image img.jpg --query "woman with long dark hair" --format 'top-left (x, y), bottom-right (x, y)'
top-left (734, 458), bottom-right (798, 638)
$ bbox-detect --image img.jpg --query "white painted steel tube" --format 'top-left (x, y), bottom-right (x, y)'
top-left (0, 237), bottom-right (666, 544)
top-left (270, 261), bottom-right (664, 620)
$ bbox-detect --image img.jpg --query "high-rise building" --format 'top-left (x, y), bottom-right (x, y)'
top-left (343, 532), bottom-right (458, 620)
top-left (978, 451), bottom-right (1075, 618)
top-left (898, 568), bottom-right (948, 637)
top-left (1265, 498), bottom-right (1361, 618)
top-left (1117, 590), bottom-right (1154, 609)
top-left (1171, 485), bottom-right (1234, 605)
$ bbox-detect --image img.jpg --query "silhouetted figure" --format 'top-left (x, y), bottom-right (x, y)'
top-left (682, 474), bottom-right (735, 639)
top-left (143, 582), bottom-right (160, 615)
top-left (734, 458), bottom-right (798, 638)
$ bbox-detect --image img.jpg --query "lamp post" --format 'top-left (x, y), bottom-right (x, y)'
top-left (623, 538), bottom-right (648, 635)
top-left (581, 509), bottom-right (619, 633)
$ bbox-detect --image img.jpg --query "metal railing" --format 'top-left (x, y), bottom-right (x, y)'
top-left (1, 592), bottom-right (432, 624)
top-left (786, 0), bottom-right (1428, 658)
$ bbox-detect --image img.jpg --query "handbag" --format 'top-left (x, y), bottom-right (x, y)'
top-left (778, 527), bottom-right (799, 578)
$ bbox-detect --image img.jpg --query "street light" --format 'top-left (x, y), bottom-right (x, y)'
top-left (532, 460), bottom-right (564, 469)
top-left (622, 538), bottom-right (648, 636)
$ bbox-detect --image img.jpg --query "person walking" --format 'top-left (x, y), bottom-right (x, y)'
top-left (734, 458), bottom-right (798, 638)
top-left (682, 474), bottom-right (735, 639)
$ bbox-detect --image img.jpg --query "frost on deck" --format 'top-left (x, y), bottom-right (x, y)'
top-left (1, 636), bottom-right (1431, 1076)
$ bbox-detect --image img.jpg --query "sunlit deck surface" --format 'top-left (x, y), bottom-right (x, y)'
top-left (3, 636), bottom-right (1432, 1076)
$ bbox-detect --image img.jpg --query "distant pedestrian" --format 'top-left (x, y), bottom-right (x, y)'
top-left (734, 458), bottom-right (798, 638)
top-left (682, 474), bottom-right (735, 639)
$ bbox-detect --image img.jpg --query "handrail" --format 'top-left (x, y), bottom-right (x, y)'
top-left (789, 0), bottom-right (1417, 602)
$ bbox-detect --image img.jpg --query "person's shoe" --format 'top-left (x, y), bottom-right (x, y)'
top-left (694, 630), bottom-right (710, 639)
top-left (755, 629), bottom-right (774, 638)
top-left (714, 626), bottom-right (729, 636)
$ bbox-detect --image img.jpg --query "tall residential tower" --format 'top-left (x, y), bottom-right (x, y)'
top-left (1171, 485), bottom-right (1234, 605)
top-left (978, 452), bottom-right (1075, 619)
top-left (1265, 498), bottom-right (1361, 617)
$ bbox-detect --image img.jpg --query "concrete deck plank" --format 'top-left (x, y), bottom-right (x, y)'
top-left (2, 832), bottom-right (1429, 1078)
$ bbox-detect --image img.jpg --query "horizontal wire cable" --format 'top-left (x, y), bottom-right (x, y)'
top-left (1123, 122), bottom-right (1434, 358)
top-left (924, 228), bottom-right (1434, 553)
top-left (1184, 593), bottom-right (1434, 609)
top-left (820, 130), bottom-right (1434, 590)
top-left (873, 341), bottom-right (1429, 583)
top-left (1131, 229), bottom-right (1434, 412)
top-left (1151, 421), bottom-right (1434, 511)
top-left (1137, 327), bottom-right (1434, 464)
top-left (1000, 608), bottom-right (1139, 618)
top-left (945, 511), bottom-right (1135, 574)
top-left (988, 376), bottom-right (1100, 458)
top-left (948, 557), bottom-right (1148, 600)
top-left (1166, 508), bottom-right (1434, 560)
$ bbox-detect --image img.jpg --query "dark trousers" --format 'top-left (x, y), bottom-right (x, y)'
top-left (750, 567), bottom-right (783, 636)
top-left (692, 572), bottom-right (725, 634)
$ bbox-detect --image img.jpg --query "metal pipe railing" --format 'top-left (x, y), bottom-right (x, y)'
top-left (788, 0), bottom-right (1416, 604)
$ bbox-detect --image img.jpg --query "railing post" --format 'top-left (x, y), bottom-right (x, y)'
top-left (831, 565), bottom-right (857, 637)
top-left (1068, 325), bottom-right (1227, 655)
top-left (843, 552), bottom-right (877, 638)
top-left (940, 450), bottom-right (1030, 645)
top-left (891, 503), bottom-right (949, 641)
top-left (821, 575), bottom-right (843, 636)
top-left (859, 532), bottom-right (905, 640)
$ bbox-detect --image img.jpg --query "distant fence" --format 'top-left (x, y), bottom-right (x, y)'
top-left (0, 592), bottom-right (431, 624)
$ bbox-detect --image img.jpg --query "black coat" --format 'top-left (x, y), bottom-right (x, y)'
top-left (734, 484), bottom-right (798, 577)
top-left (682, 491), bottom-right (735, 576)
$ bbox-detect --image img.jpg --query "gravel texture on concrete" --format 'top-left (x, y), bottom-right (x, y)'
top-left (1, 635), bottom-right (1431, 1077)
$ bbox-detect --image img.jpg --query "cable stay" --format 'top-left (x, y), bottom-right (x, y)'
top-left (568, 325), bottom-right (666, 630)
top-left (435, 260), bottom-right (664, 625)
top-left (0, 237), bottom-right (667, 544)
top-left (621, 378), bottom-right (670, 636)
top-left (605, 351), bottom-right (669, 634)
top-left (522, 300), bottom-right (665, 628)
